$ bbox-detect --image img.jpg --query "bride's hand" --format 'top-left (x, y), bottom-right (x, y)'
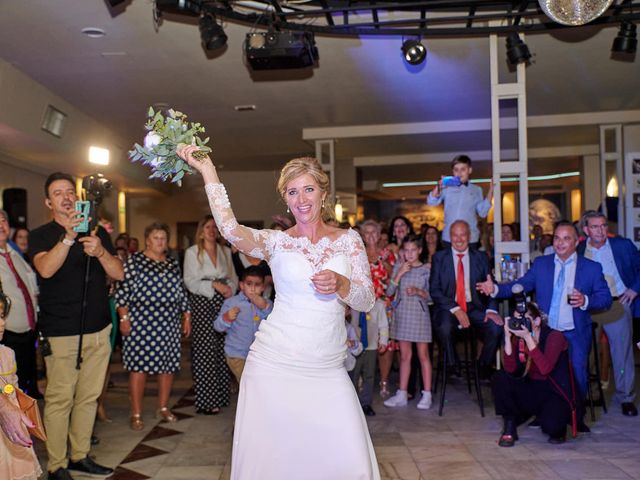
top-left (311, 269), bottom-right (349, 296)
top-left (176, 144), bottom-right (215, 174)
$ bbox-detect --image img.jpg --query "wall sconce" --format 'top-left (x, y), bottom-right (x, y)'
top-left (334, 198), bottom-right (343, 222)
top-left (606, 176), bottom-right (619, 197)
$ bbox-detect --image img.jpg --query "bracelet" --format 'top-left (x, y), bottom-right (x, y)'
top-left (61, 236), bottom-right (75, 247)
top-left (120, 314), bottom-right (130, 323)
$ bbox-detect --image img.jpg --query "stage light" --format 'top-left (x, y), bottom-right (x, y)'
top-left (506, 32), bottom-right (531, 65)
top-left (199, 13), bottom-right (227, 50)
top-left (401, 39), bottom-right (426, 65)
top-left (612, 22), bottom-right (637, 54)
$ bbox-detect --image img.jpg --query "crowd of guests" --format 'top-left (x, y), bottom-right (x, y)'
top-left (0, 155), bottom-right (639, 479)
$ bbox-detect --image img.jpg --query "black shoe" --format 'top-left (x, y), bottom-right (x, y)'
top-left (528, 418), bottom-right (541, 428)
top-left (548, 435), bottom-right (566, 444)
top-left (577, 422), bottom-right (591, 433)
top-left (622, 402), bottom-right (638, 417)
top-left (90, 435), bottom-right (100, 446)
top-left (196, 407), bottom-right (220, 415)
top-left (362, 405), bottom-right (376, 417)
top-left (48, 468), bottom-right (74, 480)
top-left (67, 457), bottom-right (113, 477)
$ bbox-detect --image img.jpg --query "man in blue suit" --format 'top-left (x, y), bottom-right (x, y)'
top-left (477, 221), bottom-right (612, 428)
top-left (579, 210), bottom-right (639, 417)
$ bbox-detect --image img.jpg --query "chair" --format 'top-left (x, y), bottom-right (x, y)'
top-left (433, 327), bottom-right (485, 417)
top-left (587, 322), bottom-right (607, 421)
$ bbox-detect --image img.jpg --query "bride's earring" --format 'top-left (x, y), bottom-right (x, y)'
top-left (287, 205), bottom-right (290, 213)
top-left (322, 199), bottom-right (325, 209)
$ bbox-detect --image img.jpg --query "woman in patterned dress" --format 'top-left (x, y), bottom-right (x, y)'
top-left (183, 215), bottom-right (237, 414)
top-left (115, 223), bottom-right (191, 430)
top-left (359, 219), bottom-right (396, 398)
top-left (383, 234), bottom-right (433, 410)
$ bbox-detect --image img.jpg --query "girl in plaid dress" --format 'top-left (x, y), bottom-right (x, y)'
top-left (384, 234), bottom-right (433, 409)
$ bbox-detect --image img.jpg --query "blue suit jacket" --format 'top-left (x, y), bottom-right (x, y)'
top-left (577, 236), bottom-right (640, 317)
top-left (496, 254), bottom-right (612, 345)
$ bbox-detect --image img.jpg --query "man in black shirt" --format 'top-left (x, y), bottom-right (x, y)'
top-left (30, 172), bottom-right (123, 480)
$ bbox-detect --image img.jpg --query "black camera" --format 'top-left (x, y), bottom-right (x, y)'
top-left (508, 284), bottom-right (532, 331)
top-left (81, 173), bottom-right (112, 204)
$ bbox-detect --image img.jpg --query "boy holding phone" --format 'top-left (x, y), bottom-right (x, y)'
top-left (427, 155), bottom-right (494, 249)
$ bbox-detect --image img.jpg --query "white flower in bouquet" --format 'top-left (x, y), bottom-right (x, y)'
top-left (129, 107), bottom-right (212, 186)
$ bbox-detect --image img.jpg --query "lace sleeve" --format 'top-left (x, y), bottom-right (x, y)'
top-left (204, 183), bottom-right (274, 261)
top-left (338, 230), bottom-right (375, 312)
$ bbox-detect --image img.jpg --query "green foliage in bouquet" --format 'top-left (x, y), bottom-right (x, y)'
top-left (128, 107), bottom-right (211, 186)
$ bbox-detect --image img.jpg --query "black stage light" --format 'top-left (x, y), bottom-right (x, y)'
top-left (199, 13), bottom-right (227, 50)
top-left (401, 39), bottom-right (426, 65)
top-left (155, 0), bottom-right (200, 15)
top-left (612, 22), bottom-right (637, 54)
top-left (506, 32), bottom-right (532, 65)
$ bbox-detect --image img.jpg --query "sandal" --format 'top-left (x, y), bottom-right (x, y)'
top-left (498, 433), bottom-right (517, 447)
top-left (130, 413), bottom-right (144, 431)
top-left (156, 407), bottom-right (177, 423)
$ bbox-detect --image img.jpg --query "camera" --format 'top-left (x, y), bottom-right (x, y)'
top-left (508, 283), bottom-right (532, 331)
top-left (81, 173), bottom-right (112, 204)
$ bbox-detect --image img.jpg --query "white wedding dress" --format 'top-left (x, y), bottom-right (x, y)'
top-left (205, 183), bottom-right (380, 480)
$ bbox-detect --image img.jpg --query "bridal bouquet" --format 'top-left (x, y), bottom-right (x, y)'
top-left (128, 107), bottom-right (211, 186)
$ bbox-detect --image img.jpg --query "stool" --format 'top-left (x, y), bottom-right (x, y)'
top-left (587, 322), bottom-right (607, 420)
top-left (433, 327), bottom-right (484, 417)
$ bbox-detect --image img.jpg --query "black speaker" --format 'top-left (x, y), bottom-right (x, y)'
top-left (2, 188), bottom-right (27, 228)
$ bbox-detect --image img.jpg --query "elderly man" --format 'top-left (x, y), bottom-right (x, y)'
top-left (477, 220), bottom-right (612, 430)
top-left (578, 210), bottom-right (639, 417)
top-left (430, 220), bottom-right (503, 378)
top-left (30, 172), bottom-right (123, 480)
top-left (0, 209), bottom-right (40, 399)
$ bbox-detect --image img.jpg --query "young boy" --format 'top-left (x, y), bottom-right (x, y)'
top-left (214, 265), bottom-right (273, 383)
top-left (427, 155), bottom-right (494, 249)
top-left (349, 299), bottom-right (389, 416)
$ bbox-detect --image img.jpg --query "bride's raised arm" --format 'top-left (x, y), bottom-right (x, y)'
top-left (178, 145), bottom-right (273, 260)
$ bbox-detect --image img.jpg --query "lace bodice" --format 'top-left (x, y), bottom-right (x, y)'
top-left (205, 183), bottom-right (375, 312)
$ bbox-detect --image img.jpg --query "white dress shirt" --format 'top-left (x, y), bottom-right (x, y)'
top-left (0, 245), bottom-right (38, 333)
top-left (183, 244), bottom-right (238, 298)
top-left (554, 252), bottom-right (588, 331)
top-left (585, 239), bottom-right (626, 296)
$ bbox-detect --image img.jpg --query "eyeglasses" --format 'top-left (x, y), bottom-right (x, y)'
top-left (587, 224), bottom-right (608, 230)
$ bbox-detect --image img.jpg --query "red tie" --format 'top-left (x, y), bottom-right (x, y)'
top-left (0, 251), bottom-right (36, 330)
top-left (456, 253), bottom-right (467, 312)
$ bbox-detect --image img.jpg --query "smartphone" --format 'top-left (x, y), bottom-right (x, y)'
top-left (73, 200), bottom-right (91, 233)
top-left (442, 176), bottom-right (462, 188)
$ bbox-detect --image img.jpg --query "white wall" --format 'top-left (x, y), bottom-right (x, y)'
top-left (127, 169), bottom-right (283, 248)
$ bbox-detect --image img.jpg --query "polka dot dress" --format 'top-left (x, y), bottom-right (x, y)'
top-left (189, 292), bottom-right (230, 411)
top-left (115, 252), bottom-right (189, 374)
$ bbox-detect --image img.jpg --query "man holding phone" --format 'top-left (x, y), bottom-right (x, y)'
top-left (29, 172), bottom-right (123, 480)
top-left (427, 155), bottom-right (494, 250)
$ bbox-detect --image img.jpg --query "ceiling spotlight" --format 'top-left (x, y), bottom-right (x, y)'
top-left (199, 13), bottom-right (227, 50)
top-left (401, 39), bottom-right (427, 65)
top-left (612, 22), bottom-right (637, 54)
top-left (506, 32), bottom-right (532, 65)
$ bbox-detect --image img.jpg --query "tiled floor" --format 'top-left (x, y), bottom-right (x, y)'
top-left (35, 353), bottom-right (640, 480)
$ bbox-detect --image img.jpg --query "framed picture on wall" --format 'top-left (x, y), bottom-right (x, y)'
top-left (632, 158), bottom-right (640, 175)
top-left (625, 152), bottom-right (640, 248)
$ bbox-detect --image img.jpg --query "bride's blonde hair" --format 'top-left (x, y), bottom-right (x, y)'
top-left (277, 157), bottom-right (334, 221)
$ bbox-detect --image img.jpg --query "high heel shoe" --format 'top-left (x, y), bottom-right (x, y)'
top-left (379, 381), bottom-right (391, 399)
top-left (156, 407), bottom-right (177, 423)
top-left (130, 413), bottom-right (144, 431)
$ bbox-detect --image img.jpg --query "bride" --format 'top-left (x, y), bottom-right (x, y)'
top-left (178, 146), bottom-right (380, 479)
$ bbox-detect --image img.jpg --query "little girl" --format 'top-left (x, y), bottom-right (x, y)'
top-left (0, 315), bottom-right (42, 480)
top-left (383, 234), bottom-right (433, 409)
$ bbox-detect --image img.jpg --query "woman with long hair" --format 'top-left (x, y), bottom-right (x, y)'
top-left (183, 215), bottom-right (238, 414)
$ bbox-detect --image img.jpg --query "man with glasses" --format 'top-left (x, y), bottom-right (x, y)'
top-left (578, 210), bottom-right (639, 417)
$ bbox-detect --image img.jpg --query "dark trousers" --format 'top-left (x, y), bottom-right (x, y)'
top-left (492, 370), bottom-right (570, 438)
top-left (350, 350), bottom-right (377, 406)
top-left (0, 329), bottom-right (39, 396)
top-left (433, 305), bottom-right (503, 367)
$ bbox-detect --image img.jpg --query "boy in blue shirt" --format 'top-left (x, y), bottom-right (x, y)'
top-left (427, 155), bottom-right (494, 249)
top-left (214, 265), bottom-right (273, 383)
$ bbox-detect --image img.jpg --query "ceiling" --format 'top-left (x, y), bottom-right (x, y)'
top-left (0, 0), bottom-right (638, 191)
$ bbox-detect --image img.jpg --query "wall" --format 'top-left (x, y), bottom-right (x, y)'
top-left (126, 169), bottom-right (283, 248)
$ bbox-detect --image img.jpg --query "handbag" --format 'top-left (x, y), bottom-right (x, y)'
top-left (0, 370), bottom-right (47, 441)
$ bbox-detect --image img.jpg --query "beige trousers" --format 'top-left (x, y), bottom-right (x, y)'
top-left (44, 325), bottom-right (111, 471)
top-left (226, 356), bottom-right (246, 384)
